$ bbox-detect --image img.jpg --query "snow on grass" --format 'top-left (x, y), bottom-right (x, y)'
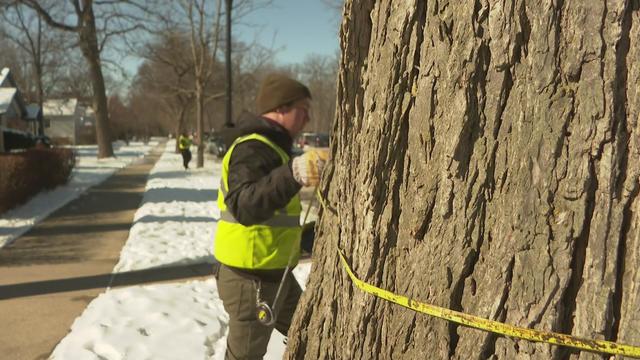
top-left (50, 141), bottom-right (313, 360)
top-left (112, 144), bottom-right (220, 272)
top-left (0, 141), bottom-right (159, 249)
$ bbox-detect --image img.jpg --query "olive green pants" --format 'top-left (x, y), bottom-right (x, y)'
top-left (217, 264), bottom-right (302, 360)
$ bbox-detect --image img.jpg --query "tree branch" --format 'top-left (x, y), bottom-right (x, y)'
top-left (204, 91), bottom-right (225, 103)
top-left (17, 0), bottom-right (80, 31)
top-left (99, 23), bottom-right (144, 52)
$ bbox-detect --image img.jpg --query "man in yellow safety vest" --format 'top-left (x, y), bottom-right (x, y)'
top-left (214, 73), bottom-right (328, 359)
top-left (178, 132), bottom-right (193, 170)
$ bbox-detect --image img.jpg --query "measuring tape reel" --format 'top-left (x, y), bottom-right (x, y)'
top-left (256, 301), bottom-right (275, 326)
top-left (254, 280), bottom-right (276, 326)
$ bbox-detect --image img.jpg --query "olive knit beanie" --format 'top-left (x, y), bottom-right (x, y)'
top-left (256, 73), bottom-right (311, 114)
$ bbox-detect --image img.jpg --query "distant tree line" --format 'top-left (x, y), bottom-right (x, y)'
top-left (122, 31), bottom-right (338, 141)
top-left (0, 0), bottom-right (339, 163)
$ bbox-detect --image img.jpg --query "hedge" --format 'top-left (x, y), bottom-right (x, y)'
top-left (0, 148), bottom-right (76, 214)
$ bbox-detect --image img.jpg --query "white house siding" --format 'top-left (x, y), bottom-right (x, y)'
top-left (45, 116), bottom-right (76, 144)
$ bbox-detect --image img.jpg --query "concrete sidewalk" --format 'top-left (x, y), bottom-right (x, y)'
top-left (0, 143), bottom-right (212, 360)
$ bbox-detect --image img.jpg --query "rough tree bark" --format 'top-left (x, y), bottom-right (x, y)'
top-left (287, 1), bottom-right (640, 359)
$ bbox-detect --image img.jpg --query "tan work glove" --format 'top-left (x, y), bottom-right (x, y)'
top-left (291, 149), bottom-right (329, 187)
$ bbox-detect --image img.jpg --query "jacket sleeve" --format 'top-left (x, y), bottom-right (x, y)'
top-left (224, 140), bottom-right (302, 226)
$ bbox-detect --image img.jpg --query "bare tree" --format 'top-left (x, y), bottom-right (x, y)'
top-left (1, 3), bottom-right (73, 134)
top-left (294, 54), bottom-right (338, 134)
top-left (0, 38), bottom-right (27, 82)
top-left (147, 1), bottom-right (223, 164)
top-left (212, 39), bottom-right (277, 127)
top-left (135, 30), bottom-right (199, 152)
top-left (128, 82), bottom-right (174, 139)
top-left (287, 1), bottom-right (640, 359)
top-left (1, 5), bottom-right (47, 103)
top-left (107, 94), bottom-right (127, 141)
top-left (152, 0), bottom-right (270, 167)
top-left (15, 0), bottom-right (155, 158)
top-left (128, 91), bottom-right (167, 138)
top-left (182, 0), bottom-right (223, 167)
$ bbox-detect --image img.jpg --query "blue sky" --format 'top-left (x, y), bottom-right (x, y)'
top-left (236, 0), bottom-right (341, 64)
top-left (117, 1), bottom-right (341, 90)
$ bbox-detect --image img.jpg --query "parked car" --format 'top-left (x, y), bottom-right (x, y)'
top-left (34, 135), bottom-right (52, 148)
top-left (295, 132), bottom-right (330, 150)
top-left (207, 135), bottom-right (227, 158)
top-left (3, 129), bottom-right (35, 152)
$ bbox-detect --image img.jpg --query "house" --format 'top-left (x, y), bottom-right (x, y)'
top-left (26, 104), bottom-right (44, 135)
top-left (0, 67), bottom-right (44, 152)
top-left (0, 67), bottom-right (15, 87)
top-left (43, 98), bottom-right (97, 145)
top-left (43, 98), bottom-right (78, 144)
top-left (0, 88), bottom-right (27, 130)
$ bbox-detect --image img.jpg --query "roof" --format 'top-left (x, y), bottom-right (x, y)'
top-left (43, 98), bottom-right (79, 116)
top-left (0, 67), bottom-right (16, 88)
top-left (0, 68), bottom-right (28, 118)
top-left (0, 87), bottom-right (18, 114)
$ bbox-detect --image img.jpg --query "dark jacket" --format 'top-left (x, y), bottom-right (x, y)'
top-left (220, 112), bottom-right (302, 281)
top-left (222, 112), bottom-right (302, 227)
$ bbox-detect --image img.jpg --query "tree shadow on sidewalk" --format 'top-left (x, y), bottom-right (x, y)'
top-left (0, 261), bottom-right (219, 300)
top-left (135, 215), bottom-right (218, 224)
top-left (0, 222), bottom-right (136, 266)
top-left (141, 188), bottom-right (218, 204)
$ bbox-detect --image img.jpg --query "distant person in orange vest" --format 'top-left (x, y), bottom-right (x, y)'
top-left (178, 132), bottom-right (192, 170)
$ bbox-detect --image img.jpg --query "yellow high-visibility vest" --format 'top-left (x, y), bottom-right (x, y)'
top-left (178, 136), bottom-right (192, 150)
top-left (214, 133), bottom-right (302, 269)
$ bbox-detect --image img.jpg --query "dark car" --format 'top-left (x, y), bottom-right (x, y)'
top-left (295, 132), bottom-right (330, 149)
top-left (34, 135), bottom-right (52, 148)
top-left (207, 135), bottom-right (227, 158)
top-left (3, 130), bottom-right (35, 151)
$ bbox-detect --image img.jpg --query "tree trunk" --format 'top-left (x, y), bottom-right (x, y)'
top-left (35, 58), bottom-right (44, 135)
top-left (286, 1), bottom-right (640, 359)
top-left (196, 82), bottom-right (204, 168)
top-left (35, 16), bottom-right (45, 136)
top-left (79, 1), bottom-right (113, 158)
top-left (0, 116), bottom-right (5, 152)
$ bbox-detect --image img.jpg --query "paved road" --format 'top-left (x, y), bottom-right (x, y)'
top-left (0, 143), bottom-right (212, 360)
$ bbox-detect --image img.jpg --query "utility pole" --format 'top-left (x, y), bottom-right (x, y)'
top-left (0, 115), bottom-right (5, 152)
top-left (224, 0), bottom-right (233, 128)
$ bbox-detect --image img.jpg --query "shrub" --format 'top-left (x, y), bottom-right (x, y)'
top-left (0, 148), bottom-right (76, 214)
top-left (50, 137), bottom-right (73, 146)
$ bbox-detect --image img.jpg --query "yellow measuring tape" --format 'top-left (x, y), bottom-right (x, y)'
top-left (337, 250), bottom-right (640, 358)
top-left (315, 189), bottom-right (639, 357)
